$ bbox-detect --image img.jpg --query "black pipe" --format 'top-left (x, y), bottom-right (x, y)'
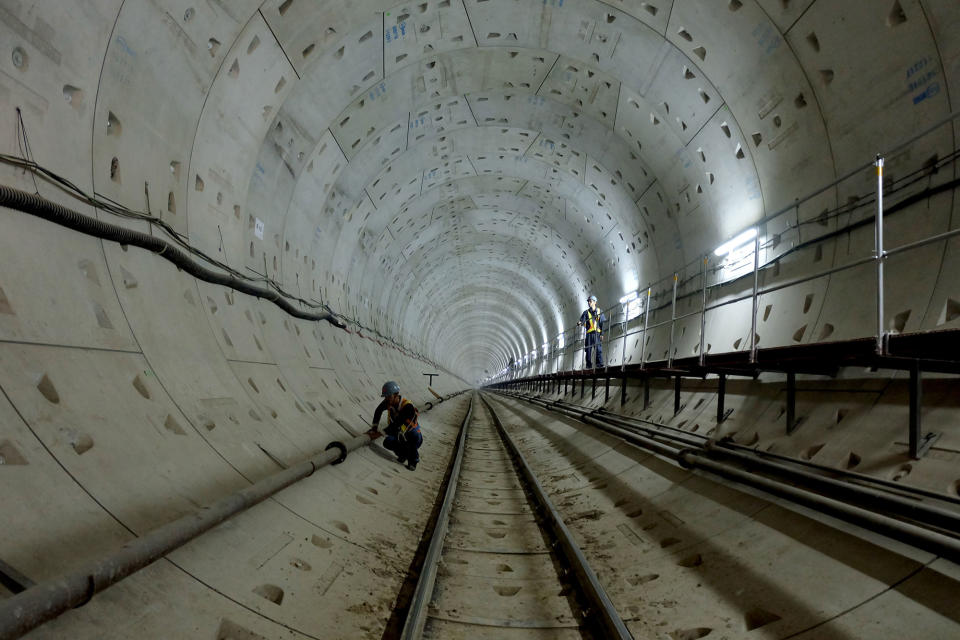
top-left (530, 393), bottom-right (960, 532)
top-left (0, 433), bottom-right (375, 640)
top-left (498, 391), bottom-right (960, 563)
top-left (0, 184), bottom-right (344, 328)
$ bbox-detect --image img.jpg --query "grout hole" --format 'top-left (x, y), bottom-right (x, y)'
top-left (70, 433), bottom-right (94, 455)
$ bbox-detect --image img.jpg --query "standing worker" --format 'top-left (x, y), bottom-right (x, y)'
top-left (369, 381), bottom-right (422, 470)
top-left (577, 295), bottom-right (606, 369)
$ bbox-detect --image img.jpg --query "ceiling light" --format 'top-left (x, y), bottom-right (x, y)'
top-left (714, 228), bottom-right (757, 257)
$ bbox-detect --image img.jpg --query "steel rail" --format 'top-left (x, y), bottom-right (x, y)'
top-left (399, 395), bottom-right (474, 640)
top-left (480, 394), bottom-right (634, 640)
top-left (0, 390), bottom-right (470, 640)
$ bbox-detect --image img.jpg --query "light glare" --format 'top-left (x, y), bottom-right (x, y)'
top-left (714, 228), bottom-right (757, 257)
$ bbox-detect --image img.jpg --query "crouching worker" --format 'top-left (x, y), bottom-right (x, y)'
top-left (370, 381), bottom-right (423, 470)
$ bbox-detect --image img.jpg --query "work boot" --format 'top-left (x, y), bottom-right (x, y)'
top-left (406, 460), bottom-right (418, 471)
top-left (396, 455), bottom-right (407, 465)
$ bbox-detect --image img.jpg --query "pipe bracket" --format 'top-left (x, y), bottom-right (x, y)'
top-left (325, 441), bottom-right (348, 465)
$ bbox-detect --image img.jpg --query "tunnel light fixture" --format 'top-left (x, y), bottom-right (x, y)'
top-left (619, 291), bottom-right (638, 304)
top-left (714, 228), bottom-right (757, 257)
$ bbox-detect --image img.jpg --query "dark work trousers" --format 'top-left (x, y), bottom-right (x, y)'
top-left (584, 332), bottom-right (604, 368)
top-left (383, 428), bottom-right (423, 463)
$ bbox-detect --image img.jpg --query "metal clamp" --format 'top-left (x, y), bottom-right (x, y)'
top-left (676, 448), bottom-right (700, 469)
top-left (324, 441), bottom-right (348, 464)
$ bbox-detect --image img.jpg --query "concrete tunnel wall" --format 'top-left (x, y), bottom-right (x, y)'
top-left (0, 0), bottom-right (959, 638)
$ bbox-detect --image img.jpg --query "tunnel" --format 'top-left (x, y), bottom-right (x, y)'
top-left (1, 1), bottom-right (959, 638)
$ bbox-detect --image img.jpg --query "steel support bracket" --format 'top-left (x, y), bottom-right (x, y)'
top-left (674, 375), bottom-right (682, 415)
top-left (909, 362), bottom-right (941, 459)
top-left (716, 373), bottom-right (726, 423)
top-left (786, 371), bottom-right (800, 435)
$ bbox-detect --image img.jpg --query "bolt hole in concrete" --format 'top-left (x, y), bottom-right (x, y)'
top-left (626, 573), bottom-right (659, 586)
top-left (744, 606), bottom-right (782, 631)
top-left (802, 443), bottom-right (825, 460)
top-left (63, 85), bottom-right (84, 109)
top-left (36, 373), bottom-right (60, 403)
top-left (132, 374), bottom-right (151, 400)
top-left (846, 452), bottom-right (861, 469)
top-left (0, 440), bottom-right (28, 465)
top-left (670, 627), bottom-right (712, 639)
top-left (69, 432), bottom-right (94, 455)
top-left (892, 463), bottom-right (912, 482)
top-left (311, 535), bottom-right (333, 549)
top-left (252, 583), bottom-right (283, 605)
top-left (216, 619), bottom-right (267, 640)
top-left (486, 530), bottom-right (507, 539)
top-left (493, 585), bottom-right (521, 596)
top-left (678, 553), bottom-right (703, 568)
top-left (164, 414), bottom-right (187, 435)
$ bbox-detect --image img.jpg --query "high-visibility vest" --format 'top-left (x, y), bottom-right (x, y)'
top-left (389, 397), bottom-right (420, 433)
top-left (585, 309), bottom-right (602, 333)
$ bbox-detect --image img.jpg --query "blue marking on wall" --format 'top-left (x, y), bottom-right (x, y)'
top-left (115, 36), bottom-right (136, 57)
top-left (751, 22), bottom-right (781, 56)
top-left (913, 82), bottom-right (940, 105)
top-left (368, 82), bottom-right (387, 101)
top-left (385, 22), bottom-right (407, 44)
top-left (906, 57), bottom-right (939, 105)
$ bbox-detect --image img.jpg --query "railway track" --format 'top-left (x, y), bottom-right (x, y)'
top-left (398, 393), bottom-right (632, 640)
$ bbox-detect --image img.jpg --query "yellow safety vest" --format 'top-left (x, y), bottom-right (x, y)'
top-left (389, 398), bottom-right (419, 433)
top-left (585, 309), bottom-right (601, 333)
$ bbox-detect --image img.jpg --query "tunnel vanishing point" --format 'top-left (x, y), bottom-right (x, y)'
top-left (1, 1), bottom-right (960, 639)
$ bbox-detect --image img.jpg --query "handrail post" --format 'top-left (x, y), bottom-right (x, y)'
top-left (699, 255), bottom-right (708, 367)
top-left (620, 304), bottom-right (628, 372)
top-left (667, 273), bottom-right (678, 367)
top-left (749, 230), bottom-right (761, 363)
top-left (640, 287), bottom-right (651, 370)
top-left (603, 308), bottom-right (609, 375)
top-left (876, 154), bottom-right (886, 355)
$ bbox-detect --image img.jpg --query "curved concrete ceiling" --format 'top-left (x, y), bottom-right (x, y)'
top-left (5, 0), bottom-right (958, 384)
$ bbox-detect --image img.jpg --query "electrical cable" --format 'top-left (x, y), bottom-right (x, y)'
top-left (0, 149), bottom-right (449, 368)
